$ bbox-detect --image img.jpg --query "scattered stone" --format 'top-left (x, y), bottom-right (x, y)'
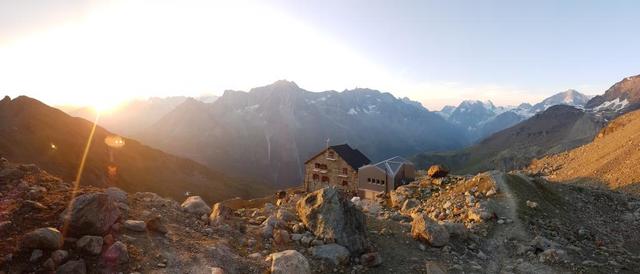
top-left (310, 244), bottom-right (350, 265)
top-left (443, 222), bottom-right (467, 238)
top-left (410, 213), bottom-right (449, 247)
top-left (124, 220), bottom-right (146, 232)
top-left (56, 259), bottom-right (86, 274)
top-left (269, 250), bottom-right (311, 274)
top-left (146, 216), bottom-right (168, 234)
top-left (51, 250), bottom-right (69, 264)
top-left (76, 235), bottom-right (103, 255)
top-left (102, 241), bottom-right (129, 265)
top-left (21, 227), bottom-right (63, 250)
top-left (43, 258), bottom-right (56, 270)
top-left (276, 209), bottom-right (296, 223)
top-left (427, 165), bottom-right (449, 178)
top-left (61, 193), bottom-right (121, 236)
top-left (296, 187), bottom-right (368, 254)
top-left (273, 229), bottom-right (290, 245)
top-left (181, 196), bottom-right (212, 216)
top-left (209, 203), bottom-right (234, 226)
top-left (526, 200), bottom-right (539, 209)
top-left (401, 199), bottom-right (420, 213)
top-left (29, 249), bottom-right (43, 262)
top-left (360, 252), bottom-right (382, 267)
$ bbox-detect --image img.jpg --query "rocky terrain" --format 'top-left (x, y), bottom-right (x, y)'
top-left (529, 109), bottom-right (640, 194)
top-left (3, 158), bottom-right (639, 273)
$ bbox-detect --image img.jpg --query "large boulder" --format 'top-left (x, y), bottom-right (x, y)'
top-left (105, 187), bottom-right (128, 204)
top-left (296, 187), bottom-right (368, 254)
top-left (269, 250), bottom-right (311, 274)
top-left (410, 213), bottom-right (449, 247)
top-left (181, 196), bottom-right (211, 216)
top-left (61, 193), bottom-right (121, 236)
top-left (309, 244), bottom-right (350, 265)
top-left (427, 165), bottom-right (449, 178)
top-left (209, 203), bottom-right (234, 226)
top-left (21, 227), bottom-right (63, 250)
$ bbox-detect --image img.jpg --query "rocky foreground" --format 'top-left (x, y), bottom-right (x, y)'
top-left (1, 159), bottom-right (640, 273)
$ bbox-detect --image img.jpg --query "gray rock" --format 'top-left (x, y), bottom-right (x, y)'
top-left (102, 241), bottom-right (129, 265)
top-left (401, 199), bottom-right (420, 213)
top-left (76, 235), bottom-right (103, 255)
top-left (29, 249), bottom-right (43, 262)
top-left (410, 213), bottom-right (449, 247)
top-left (310, 244), bottom-right (350, 265)
top-left (21, 227), bottom-right (63, 250)
top-left (105, 187), bottom-right (128, 204)
top-left (61, 193), bottom-right (121, 236)
top-left (296, 187), bottom-right (368, 254)
top-left (124, 220), bottom-right (146, 232)
top-left (443, 222), bottom-right (467, 238)
top-left (56, 259), bottom-right (86, 274)
top-left (269, 250), bottom-right (311, 274)
top-left (181, 196), bottom-right (211, 216)
top-left (51, 249), bottom-right (69, 264)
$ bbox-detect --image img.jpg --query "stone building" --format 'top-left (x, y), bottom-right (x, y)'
top-left (303, 144), bottom-right (371, 194)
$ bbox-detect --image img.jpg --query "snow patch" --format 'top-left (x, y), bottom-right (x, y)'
top-left (593, 98), bottom-right (629, 112)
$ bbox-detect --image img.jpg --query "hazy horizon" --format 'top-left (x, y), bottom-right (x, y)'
top-left (1, 0), bottom-right (638, 110)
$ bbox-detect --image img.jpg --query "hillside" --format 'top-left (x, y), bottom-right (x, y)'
top-left (529, 109), bottom-right (640, 193)
top-left (0, 96), bottom-right (268, 202)
top-left (413, 105), bottom-right (604, 174)
top-left (140, 80), bottom-right (468, 187)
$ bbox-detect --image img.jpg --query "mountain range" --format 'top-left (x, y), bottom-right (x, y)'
top-left (138, 80), bottom-right (467, 187)
top-left (415, 75), bottom-right (640, 174)
top-left (436, 89), bottom-right (592, 140)
top-left (0, 95), bottom-right (265, 202)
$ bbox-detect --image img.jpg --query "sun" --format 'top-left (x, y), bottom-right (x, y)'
top-left (90, 98), bottom-right (123, 114)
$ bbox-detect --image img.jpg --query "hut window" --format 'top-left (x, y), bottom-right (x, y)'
top-left (321, 176), bottom-right (329, 183)
top-left (342, 168), bottom-right (348, 175)
top-left (328, 151), bottom-right (335, 158)
top-left (367, 178), bottom-right (371, 182)
top-left (312, 174), bottom-right (319, 181)
top-left (376, 179), bottom-right (380, 184)
top-left (342, 181), bottom-right (348, 186)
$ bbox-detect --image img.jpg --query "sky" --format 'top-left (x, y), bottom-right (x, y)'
top-left (0, 0), bottom-right (638, 110)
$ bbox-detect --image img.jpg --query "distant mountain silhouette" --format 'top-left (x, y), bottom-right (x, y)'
top-left (140, 80), bottom-right (468, 187)
top-left (0, 96), bottom-right (266, 202)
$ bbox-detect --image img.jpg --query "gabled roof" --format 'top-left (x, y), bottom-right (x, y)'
top-left (364, 156), bottom-right (414, 177)
top-left (304, 144), bottom-right (371, 169)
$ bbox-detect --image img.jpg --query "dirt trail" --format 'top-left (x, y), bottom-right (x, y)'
top-left (482, 171), bottom-right (560, 273)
